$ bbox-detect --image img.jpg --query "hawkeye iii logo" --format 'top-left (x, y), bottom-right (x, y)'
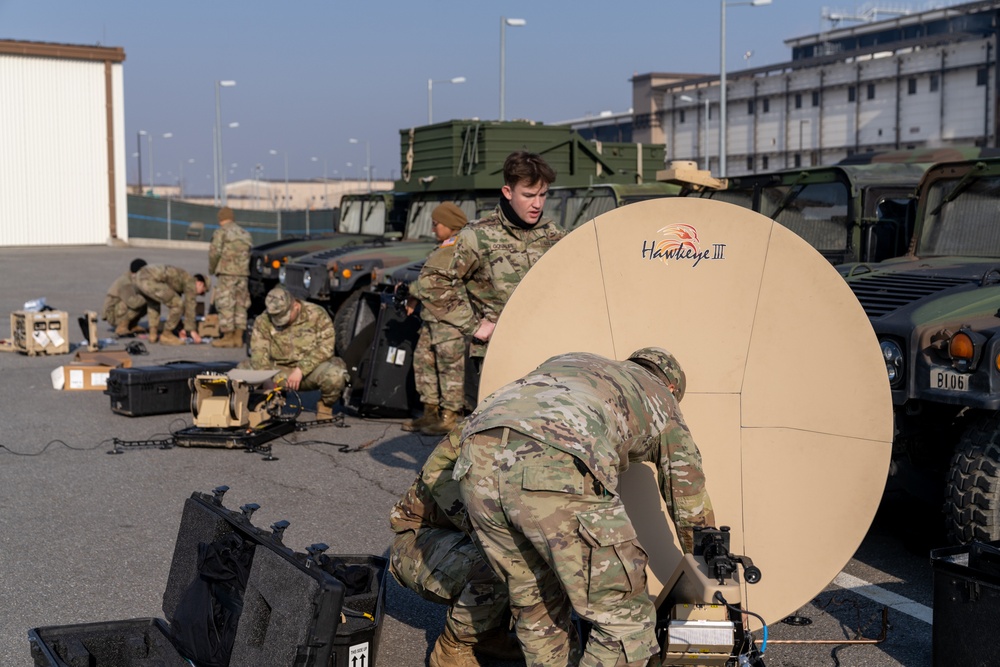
top-left (640, 223), bottom-right (726, 268)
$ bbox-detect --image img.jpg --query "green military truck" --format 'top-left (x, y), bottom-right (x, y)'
top-left (280, 119), bottom-right (667, 353)
top-left (842, 157), bottom-right (1000, 543)
top-left (692, 162), bottom-right (927, 266)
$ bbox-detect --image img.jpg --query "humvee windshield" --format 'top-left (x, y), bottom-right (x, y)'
top-left (338, 197), bottom-right (386, 235)
top-left (405, 196), bottom-right (485, 240)
top-left (918, 173), bottom-right (1000, 257)
top-left (760, 181), bottom-right (850, 254)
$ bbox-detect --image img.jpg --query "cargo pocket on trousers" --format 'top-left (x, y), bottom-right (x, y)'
top-left (521, 462), bottom-right (585, 495)
top-left (577, 507), bottom-right (648, 604)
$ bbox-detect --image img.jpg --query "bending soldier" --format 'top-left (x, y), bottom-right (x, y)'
top-left (132, 264), bottom-right (207, 346)
top-left (240, 286), bottom-right (348, 419)
top-left (453, 348), bottom-right (716, 667)
top-left (103, 258), bottom-right (148, 336)
top-left (389, 430), bottom-right (521, 667)
top-left (209, 206), bottom-right (253, 348)
top-left (403, 202), bottom-right (471, 436)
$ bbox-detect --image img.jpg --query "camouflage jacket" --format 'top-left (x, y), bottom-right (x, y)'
top-left (246, 300), bottom-right (335, 377)
top-left (409, 236), bottom-right (470, 343)
top-left (389, 431), bottom-right (466, 534)
top-left (209, 221), bottom-right (253, 277)
top-left (456, 352), bottom-right (715, 536)
top-left (107, 272), bottom-right (146, 310)
top-left (427, 203), bottom-right (564, 342)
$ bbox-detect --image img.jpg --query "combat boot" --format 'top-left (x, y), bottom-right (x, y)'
top-left (211, 331), bottom-right (236, 348)
top-left (316, 402), bottom-right (335, 420)
top-left (114, 323), bottom-right (131, 337)
top-left (148, 328), bottom-right (159, 344)
top-left (159, 331), bottom-right (184, 346)
top-left (428, 625), bottom-right (479, 667)
top-left (472, 627), bottom-right (522, 661)
top-left (401, 404), bottom-right (439, 432)
top-left (420, 409), bottom-right (460, 436)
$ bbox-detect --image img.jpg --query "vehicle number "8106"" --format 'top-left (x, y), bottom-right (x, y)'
top-left (931, 369), bottom-right (969, 391)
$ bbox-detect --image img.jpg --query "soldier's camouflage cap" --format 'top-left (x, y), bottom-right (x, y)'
top-left (628, 346), bottom-right (686, 401)
top-left (265, 286), bottom-right (295, 327)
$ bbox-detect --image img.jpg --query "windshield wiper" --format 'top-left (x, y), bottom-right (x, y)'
top-left (767, 171), bottom-right (811, 221)
top-left (929, 161), bottom-right (987, 217)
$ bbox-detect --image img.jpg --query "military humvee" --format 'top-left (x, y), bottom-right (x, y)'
top-left (842, 157), bottom-right (1000, 543)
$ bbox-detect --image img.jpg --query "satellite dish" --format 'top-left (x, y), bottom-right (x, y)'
top-left (479, 197), bottom-right (892, 630)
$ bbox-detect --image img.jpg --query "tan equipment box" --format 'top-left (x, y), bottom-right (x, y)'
top-left (12, 310), bottom-right (69, 356)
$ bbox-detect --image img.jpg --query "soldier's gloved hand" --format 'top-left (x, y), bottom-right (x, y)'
top-left (286, 367), bottom-right (304, 391)
top-left (405, 296), bottom-right (418, 317)
top-left (473, 319), bottom-right (496, 342)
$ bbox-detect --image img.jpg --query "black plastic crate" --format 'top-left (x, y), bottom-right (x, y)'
top-left (105, 361), bottom-right (237, 417)
top-left (931, 539), bottom-right (1000, 667)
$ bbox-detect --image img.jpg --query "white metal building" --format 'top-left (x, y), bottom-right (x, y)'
top-left (0, 40), bottom-right (127, 246)
top-left (633, 0), bottom-right (1000, 176)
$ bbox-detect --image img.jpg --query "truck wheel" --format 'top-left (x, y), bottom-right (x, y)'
top-left (334, 290), bottom-right (368, 357)
top-left (944, 413), bottom-right (1000, 544)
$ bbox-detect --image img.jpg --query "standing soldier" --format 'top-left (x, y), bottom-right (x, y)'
top-left (453, 348), bottom-right (716, 667)
top-left (102, 258), bottom-right (148, 336)
top-left (434, 151), bottom-right (564, 406)
top-left (402, 202), bottom-right (471, 436)
top-left (208, 206), bottom-right (253, 348)
top-left (389, 430), bottom-right (520, 667)
top-left (240, 286), bottom-right (349, 419)
top-left (133, 264), bottom-right (207, 345)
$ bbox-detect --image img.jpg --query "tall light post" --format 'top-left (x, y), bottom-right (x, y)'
top-left (136, 133), bottom-right (144, 194)
top-left (499, 17), bottom-right (526, 121)
top-left (269, 149), bottom-right (290, 210)
top-left (311, 156), bottom-right (329, 208)
top-left (681, 95), bottom-right (710, 171)
top-left (138, 130), bottom-right (172, 194)
top-left (214, 79), bottom-right (236, 205)
top-left (720, 0), bottom-right (771, 177)
top-left (179, 158), bottom-right (194, 197)
top-left (428, 76), bottom-right (466, 124)
top-left (349, 138), bottom-right (371, 192)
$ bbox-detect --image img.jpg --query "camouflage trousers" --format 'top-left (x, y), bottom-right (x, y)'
top-left (390, 527), bottom-right (510, 640)
top-left (412, 323), bottom-right (466, 412)
top-left (458, 428), bottom-right (658, 667)
top-left (237, 358), bottom-right (349, 407)
top-left (101, 295), bottom-right (146, 329)
top-left (213, 274), bottom-right (250, 333)
top-left (133, 276), bottom-right (193, 333)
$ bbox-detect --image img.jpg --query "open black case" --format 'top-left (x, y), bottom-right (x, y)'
top-left (28, 486), bottom-right (387, 667)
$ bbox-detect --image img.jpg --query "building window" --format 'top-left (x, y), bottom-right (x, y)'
top-left (795, 93), bottom-right (802, 109)
top-left (679, 109), bottom-right (686, 123)
top-left (930, 74), bottom-right (940, 92)
top-left (812, 91), bottom-right (820, 107)
top-left (762, 155), bottom-right (769, 170)
top-left (794, 153), bottom-right (802, 168)
top-left (977, 68), bottom-right (988, 86)
top-left (762, 98), bottom-right (770, 113)
top-left (747, 156), bottom-right (754, 171)
top-left (747, 100), bottom-right (755, 115)
top-left (908, 78), bottom-right (917, 95)
top-left (848, 86), bottom-right (856, 102)
top-left (867, 83), bottom-right (876, 100)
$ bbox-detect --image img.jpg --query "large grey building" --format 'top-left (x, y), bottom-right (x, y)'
top-left (631, 0), bottom-right (1000, 176)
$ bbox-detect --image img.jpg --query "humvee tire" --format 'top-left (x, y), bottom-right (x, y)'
top-left (945, 414), bottom-right (1000, 544)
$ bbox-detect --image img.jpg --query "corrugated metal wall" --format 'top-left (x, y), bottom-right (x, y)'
top-left (0, 53), bottom-right (125, 246)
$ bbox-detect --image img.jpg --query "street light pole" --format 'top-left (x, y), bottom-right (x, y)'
top-left (136, 132), bottom-right (144, 194)
top-left (214, 79), bottom-right (236, 205)
top-left (269, 149), bottom-right (289, 210)
top-left (500, 17), bottom-right (526, 121)
top-left (720, 0), bottom-right (771, 177)
top-left (428, 76), bottom-right (466, 124)
top-left (349, 138), bottom-right (371, 192)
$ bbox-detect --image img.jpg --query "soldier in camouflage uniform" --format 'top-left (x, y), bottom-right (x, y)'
top-left (389, 430), bottom-right (521, 666)
top-left (102, 258), bottom-right (148, 336)
top-left (402, 202), bottom-right (471, 436)
top-left (132, 264), bottom-right (207, 346)
top-left (240, 286), bottom-right (348, 418)
top-left (427, 151), bottom-right (564, 406)
top-left (453, 348), bottom-right (716, 667)
top-left (208, 207), bottom-right (253, 348)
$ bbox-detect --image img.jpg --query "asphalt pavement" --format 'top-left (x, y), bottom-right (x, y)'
top-left (0, 242), bottom-right (945, 666)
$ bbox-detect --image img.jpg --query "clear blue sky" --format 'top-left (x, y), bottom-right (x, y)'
top-left (2, 0), bottom-right (905, 192)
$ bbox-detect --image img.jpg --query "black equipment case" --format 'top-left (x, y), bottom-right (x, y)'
top-left (28, 486), bottom-right (387, 667)
top-left (105, 361), bottom-right (238, 417)
top-left (343, 291), bottom-right (420, 418)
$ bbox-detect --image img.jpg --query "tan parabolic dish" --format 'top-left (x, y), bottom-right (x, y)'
top-left (479, 197), bottom-right (893, 630)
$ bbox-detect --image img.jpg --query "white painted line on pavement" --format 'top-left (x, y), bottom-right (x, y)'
top-left (832, 571), bottom-right (933, 625)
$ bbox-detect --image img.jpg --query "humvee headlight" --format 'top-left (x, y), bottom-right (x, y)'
top-left (278, 267), bottom-right (287, 284)
top-left (303, 271), bottom-right (312, 290)
top-left (950, 332), bottom-right (975, 361)
top-left (881, 340), bottom-right (904, 386)
top-left (254, 257), bottom-right (264, 274)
